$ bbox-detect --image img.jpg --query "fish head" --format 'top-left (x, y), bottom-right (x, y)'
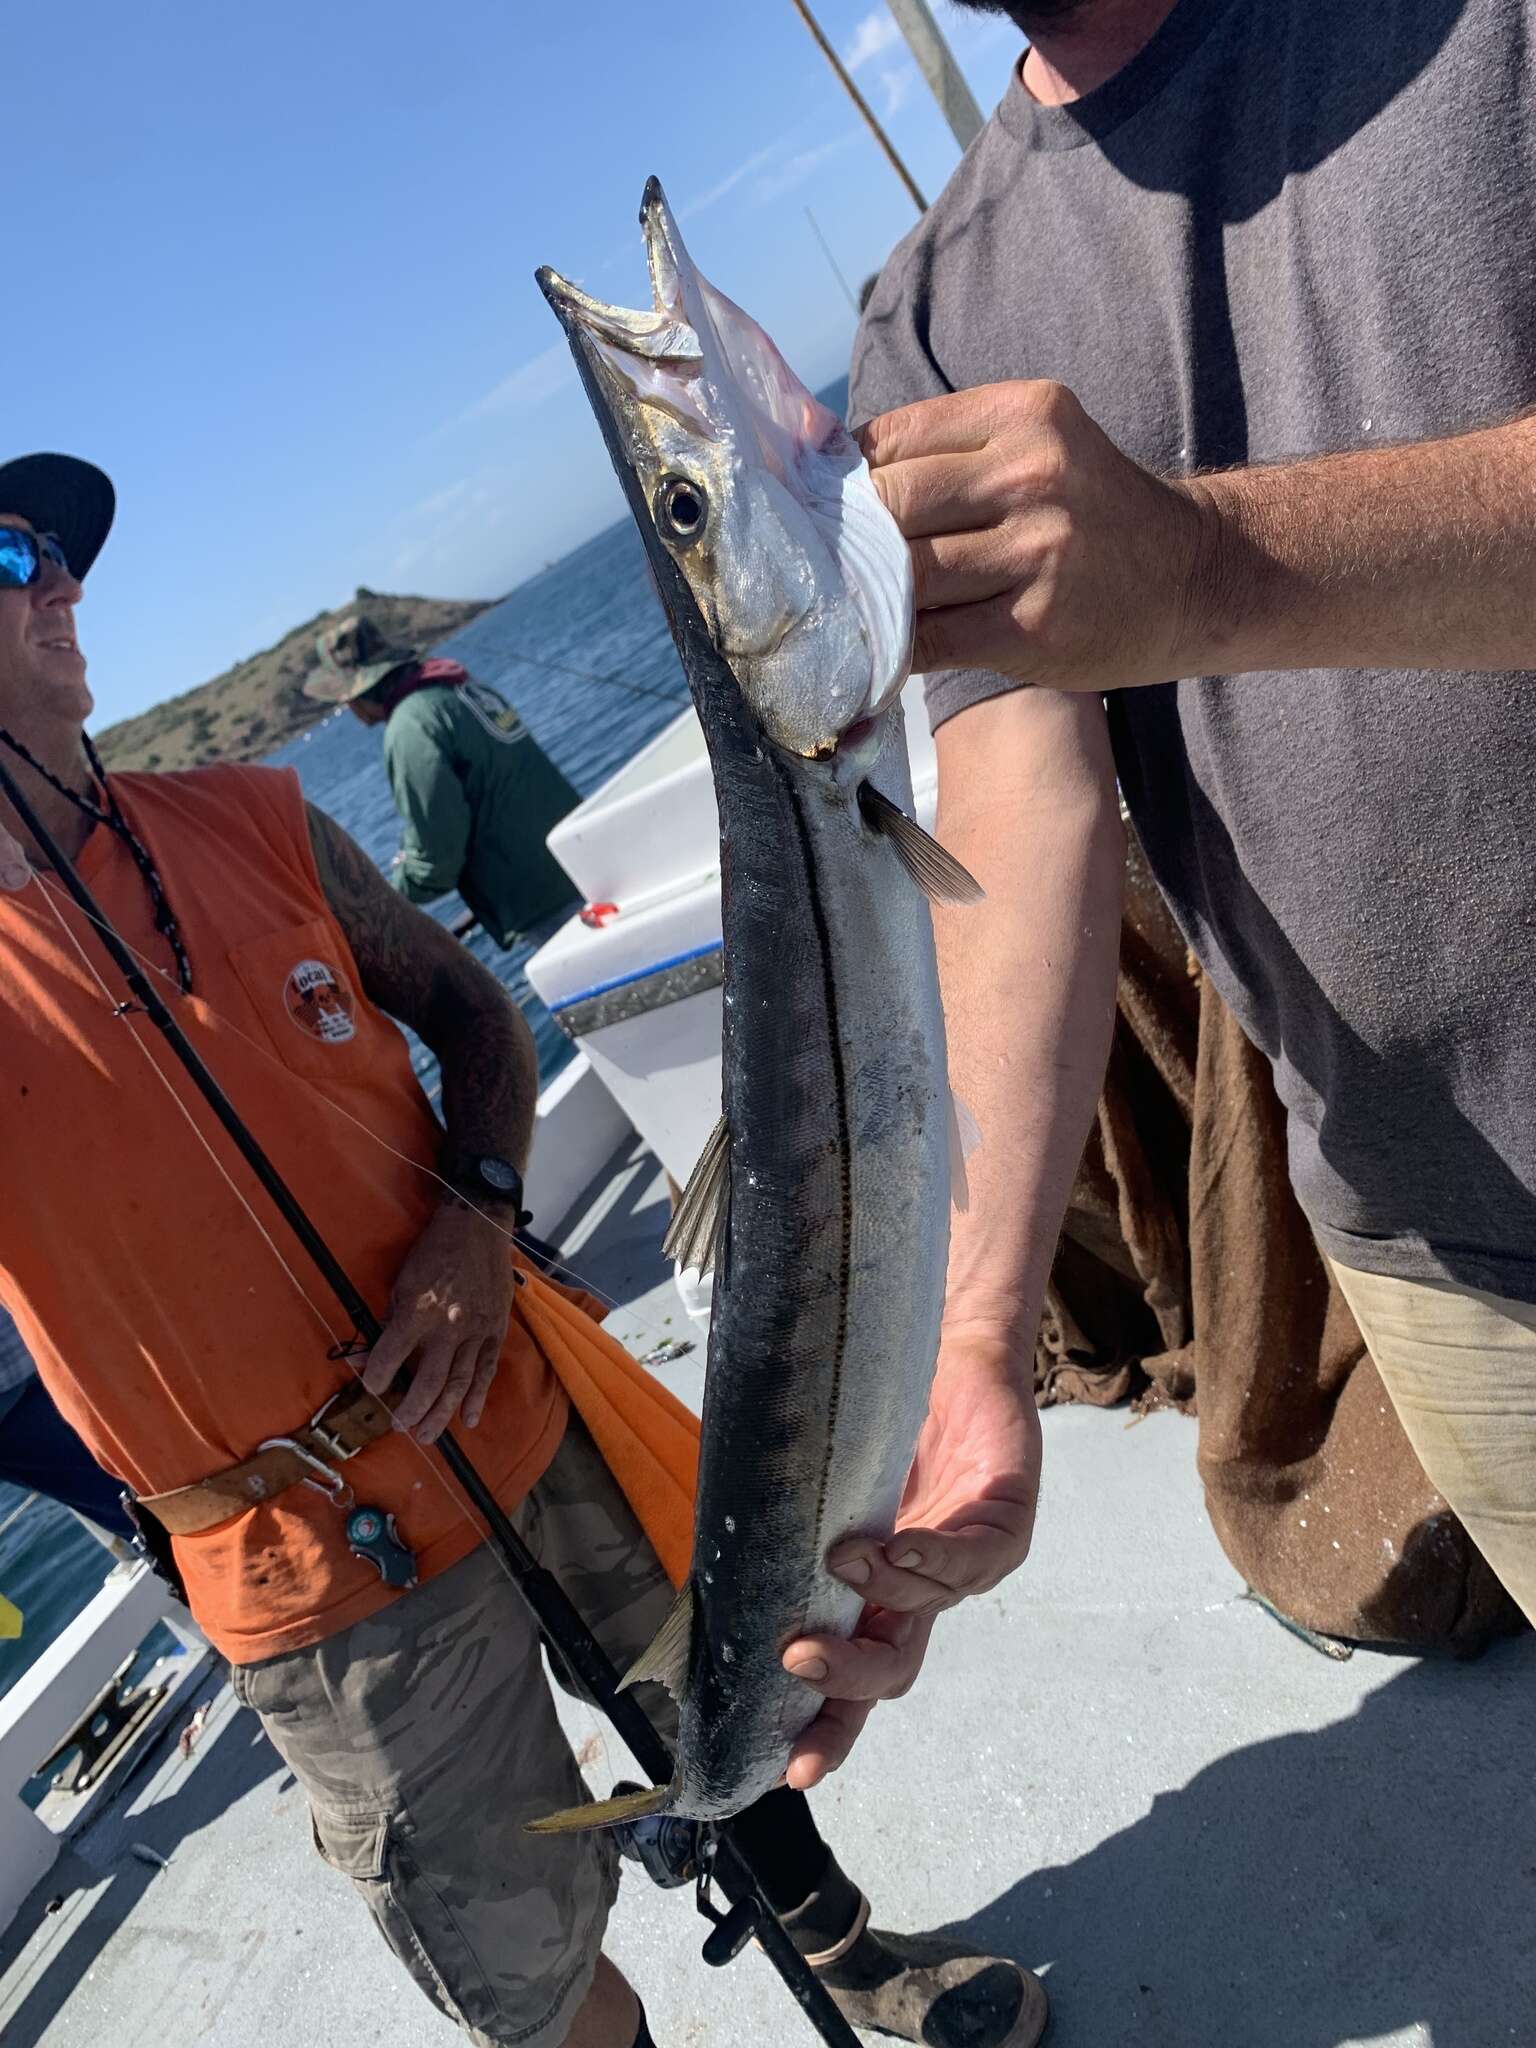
top-left (538, 178), bottom-right (912, 759)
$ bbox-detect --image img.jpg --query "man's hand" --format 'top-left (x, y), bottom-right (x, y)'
top-left (0, 825), bottom-right (30, 891)
top-left (861, 379), bottom-right (1207, 691)
top-left (781, 1339), bottom-right (1042, 1790)
top-left (865, 382), bottom-right (1536, 687)
top-left (362, 1201), bottom-right (516, 1444)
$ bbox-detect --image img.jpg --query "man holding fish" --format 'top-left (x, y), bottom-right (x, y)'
top-left (798, 0), bottom-right (1535, 1769)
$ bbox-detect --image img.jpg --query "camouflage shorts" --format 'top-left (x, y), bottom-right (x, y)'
top-left (229, 1418), bottom-right (678, 2047)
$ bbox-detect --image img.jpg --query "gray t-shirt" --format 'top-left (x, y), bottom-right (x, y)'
top-left (852, 0), bottom-right (1536, 1302)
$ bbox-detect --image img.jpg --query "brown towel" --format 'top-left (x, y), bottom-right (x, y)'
top-left (1041, 834), bottom-right (1524, 1654)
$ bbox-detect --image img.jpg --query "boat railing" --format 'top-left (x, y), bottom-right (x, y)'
top-left (0, 1560), bottom-right (207, 1931)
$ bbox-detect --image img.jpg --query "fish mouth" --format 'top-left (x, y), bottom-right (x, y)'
top-left (538, 178), bottom-right (702, 368)
top-left (539, 180), bottom-right (913, 758)
top-left (535, 180), bottom-right (732, 706)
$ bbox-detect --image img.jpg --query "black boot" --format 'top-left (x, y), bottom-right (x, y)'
top-left (778, 1852), bottom-right (1048, 2047)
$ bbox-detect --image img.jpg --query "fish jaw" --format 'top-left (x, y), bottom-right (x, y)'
top-left (537, 178), bottom-right (912, 758)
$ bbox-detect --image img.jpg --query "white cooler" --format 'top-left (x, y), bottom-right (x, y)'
top-left (525, 679), bottom-right (939, 1202)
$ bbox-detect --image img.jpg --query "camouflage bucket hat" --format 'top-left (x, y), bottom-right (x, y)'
top-left (305, 613), bottom-right (418, 704)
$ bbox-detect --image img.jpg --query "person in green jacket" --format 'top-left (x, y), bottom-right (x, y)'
top-left (305, 614), bottom-right (580, 951)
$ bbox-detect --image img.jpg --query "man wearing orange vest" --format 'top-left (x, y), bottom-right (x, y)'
top-left (0, 454), bottom-right (1046, 2048)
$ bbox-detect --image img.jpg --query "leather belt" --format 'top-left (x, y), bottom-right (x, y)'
top-left (140, 1380), bottom-right (400, 1536)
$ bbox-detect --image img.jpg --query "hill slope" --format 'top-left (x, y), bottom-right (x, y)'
top-left (94, 587), bottom-right (494, 772)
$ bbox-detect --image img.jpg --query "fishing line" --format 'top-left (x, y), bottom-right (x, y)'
top-left (20, 847), bottom-right (691, 1847)
top-left (29, 877), bottom-right (347, 1353)
top-left (25, 863), bottom-right (692, 1653)
top-left (24, 867), bottom-right (623, 1734)
top-left (0, 1490), bottom-right (41, 1543)
top-left (490, 645), bottom-right (688, 711)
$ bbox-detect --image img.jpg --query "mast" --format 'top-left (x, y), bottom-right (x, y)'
top-left (883, 0), bottom-right (987, 150)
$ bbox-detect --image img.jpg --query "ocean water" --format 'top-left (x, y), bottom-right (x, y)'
top-left (0, 374), bottom-right (851, 1711)
top-left (264, 510), bottom-right (699, 1088)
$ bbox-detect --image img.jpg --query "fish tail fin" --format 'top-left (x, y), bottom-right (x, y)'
top-left (525, 1780), bottom-right (676, 1836)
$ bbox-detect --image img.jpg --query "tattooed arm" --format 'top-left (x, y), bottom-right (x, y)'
top-left (307, 803), bottom-right (538, 1169)
top-left (307, 804), bottom-right (539, 1440)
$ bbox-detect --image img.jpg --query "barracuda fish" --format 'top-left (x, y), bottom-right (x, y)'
top-left (531, 179), bottom-right (980, 1829)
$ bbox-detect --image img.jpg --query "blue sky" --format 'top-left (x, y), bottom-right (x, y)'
top-left (8, 1), bottom-right (1022, 725)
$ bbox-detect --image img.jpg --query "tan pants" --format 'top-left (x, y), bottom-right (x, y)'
top-left (1328, 1261), bottom-right (1536, 1625)
top-left (229, 1418), bottom-right (677, 2048)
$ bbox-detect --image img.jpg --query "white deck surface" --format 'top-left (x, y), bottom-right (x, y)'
top-left (1, 1142), bottom-right (1531, 2047)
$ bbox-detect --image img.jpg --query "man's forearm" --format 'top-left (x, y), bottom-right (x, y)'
top-left (422, 980), bottom-right (540, 1181)
top-left (1187, 412), bottom-right (1536, 678)
top-left (307, 805), bottom-right (540, 1177)
top-left (934, 689), bottom-right (1124, 1363)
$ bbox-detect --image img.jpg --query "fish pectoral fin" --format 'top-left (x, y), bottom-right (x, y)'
top-left (662, 1116), bottom-right (730, 1275)
top-left (619, 1579), bottom-right (696, 1701)
top-left (947, 1087), bottom-right (981, 1213)
top-left (857, 783), bottom-right (985, 905)
top-left (525, 1780), bottom-right (676, 1836)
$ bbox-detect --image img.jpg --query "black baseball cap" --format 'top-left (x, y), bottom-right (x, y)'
top-left (0, 454), bottom-right (115, 580)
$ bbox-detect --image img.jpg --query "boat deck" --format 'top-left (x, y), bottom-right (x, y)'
top-left (1, 1138), bottom-right (1531, 2048)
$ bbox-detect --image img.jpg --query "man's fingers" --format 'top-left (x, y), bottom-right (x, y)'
top-left (826, 1543), bottom-right (956, 1615)
top-left (870, 451), bottom-right (1004, 539)
top-left (784, 1696), bottom-right (876, 1791)
top-left (361, 1319), bottom-right (418, 1398)
top-left (889, 1522), bottom-right (1029, 1593)
top-left (460, 1338), bottom-right (501, 1431)
top-left (388, 1333), bottom-right (454, 1435)
top-left (908, 530), bottom-right (1026, 613)
top-left (857, 388), bottom-right (998, 468)
top-left (783, 1614), bottom-right (928, 1703)
top-left (912, 592), bottom-right (1039, 682)
top-left (829, 1524), bottom-right (1018, 1613)
top-left (386, 1339), bottom-right (443, 1434)
top-left (412, 1340), bottom-right (482, 1444)
top-left (782, 1610), bottom-right (938, 1785)
top-left (860, 379), bottom-right (1072, 469)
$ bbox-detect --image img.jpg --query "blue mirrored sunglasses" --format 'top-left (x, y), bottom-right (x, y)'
top-left (0, 527), bottom-right (71, 590)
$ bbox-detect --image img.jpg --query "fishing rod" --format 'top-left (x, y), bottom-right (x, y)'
top-left (0, 754), bottom-right (859, 2048)
top-left (492, 644), bottom-right (688, 709)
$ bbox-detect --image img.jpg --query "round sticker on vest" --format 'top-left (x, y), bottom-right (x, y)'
top-left (284, 959), bottom-right (357, 1044)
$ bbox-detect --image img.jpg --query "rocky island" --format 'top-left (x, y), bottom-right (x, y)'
top-left (95, 588), bottom-right (493, 772)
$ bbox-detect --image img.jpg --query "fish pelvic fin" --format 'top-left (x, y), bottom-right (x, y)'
top-left (858, 782), bottom-right (985, 905)
top-left (947, 1086), bottom-right (982, 1214)
top-left (662, 1116), bottom-right (730, 1275)
top-left (525, 1779), bottom-right (676, 1836)
top-left (619, 1579), bottom-right (696, 1701)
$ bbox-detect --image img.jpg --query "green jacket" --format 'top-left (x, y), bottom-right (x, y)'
top-left (384, 679), bottom-right (580, 948)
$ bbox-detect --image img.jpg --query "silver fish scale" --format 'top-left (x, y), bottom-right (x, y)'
top-left (677, 710), bottom-right (948, 1817)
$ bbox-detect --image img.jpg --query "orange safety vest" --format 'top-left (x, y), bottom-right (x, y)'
top-left (0, 763), bottom-right (696, 1661)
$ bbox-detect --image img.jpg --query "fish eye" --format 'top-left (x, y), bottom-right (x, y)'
top-left (656, 475), bottom-right (708, 547)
